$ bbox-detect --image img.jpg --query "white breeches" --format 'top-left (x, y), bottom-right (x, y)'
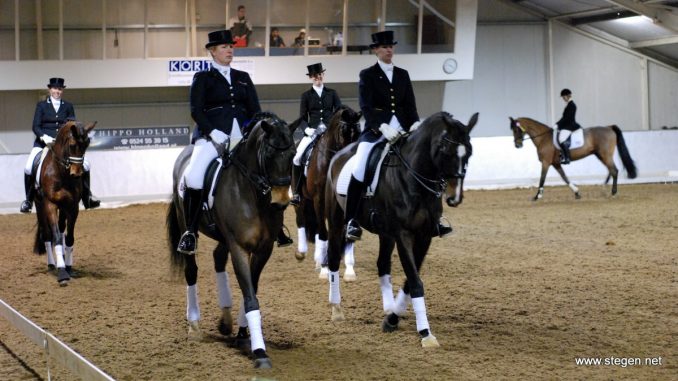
top-left (25, 147), bottom-right (90, 174)
top-left (351, 138), bottom-right (384, 182)
top-left (293, 135), bottom-right (313, 166)
top-left (558, 129), bottom-right (572, 143)
top-left (184, 138), bottom-right (218, 189)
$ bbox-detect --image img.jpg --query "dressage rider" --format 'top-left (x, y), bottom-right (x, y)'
top-left (177, 29), bottom-right (292, 255)
top-left (20, 77), bottom-right (100, 213)
top-left (555, 88), bottom-right (581, 164)
top-left (344, 30), bottom-right (452, 241)
top-left (290, 62), bottom-right (342, 206)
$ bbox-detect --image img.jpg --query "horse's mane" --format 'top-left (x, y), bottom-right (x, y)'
top-left (519, 117), bottom-right (552, 130)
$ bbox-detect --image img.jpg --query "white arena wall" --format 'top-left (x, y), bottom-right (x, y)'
top-left (1, 129), bottom-right (676, 214)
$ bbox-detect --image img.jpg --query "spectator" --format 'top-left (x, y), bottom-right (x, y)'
top-left (229, 5), bottom-right (252, 47)
top-left (293, 29), bottom-right (306, 47)
top-left (269, 27), bottom-right (285, 47)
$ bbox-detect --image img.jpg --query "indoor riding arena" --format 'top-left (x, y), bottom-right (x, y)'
top-left (1, 1), bottom-right (676, 381)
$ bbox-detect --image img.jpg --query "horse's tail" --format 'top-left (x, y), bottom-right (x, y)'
top-left (611, 125), bottom-right (637, 179)
top-left (166, 193), bottom-right (186, 273)
top-left (33, 221), bottom-right (46, 255)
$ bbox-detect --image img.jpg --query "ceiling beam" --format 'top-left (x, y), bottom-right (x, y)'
top-left (570, 10), bottom-right (638, 25)
top-left (605, 0), bottom-right (678, 33)
top-left (631, 35), bottom-right (678, 48)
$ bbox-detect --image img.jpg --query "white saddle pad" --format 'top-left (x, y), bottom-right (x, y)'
top-left (554, 128), bottom-right (584, 150)
top-left (336, 144), bottom-right (390, 197)
top-left (35, 148), bottom-right (49, 188)
top-left (178, 157), bottom-right (224, 209)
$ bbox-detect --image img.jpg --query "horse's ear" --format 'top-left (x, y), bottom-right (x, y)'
top-left (466, 112), bottom-right (479, 132)
top-left (85, 121), bottom-right (97, 133)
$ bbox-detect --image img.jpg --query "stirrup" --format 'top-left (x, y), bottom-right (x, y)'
top-left (346, 219), bottom-right (362, 241)
top-left (435, 217), bottom-right (453, 238)
top-left (83, 197), bottom-right (101, 209)
top-left (20, 200), bottom-right (33, 214)
top-left (277, 225), bottom-right (294, 247)
top-left (177, 231), bottom-right (197, 255)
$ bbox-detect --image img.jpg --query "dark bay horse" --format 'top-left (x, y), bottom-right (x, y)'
top-left (293, 106), bottom-right (361, 279)
top-left (33, 121), bottom-right (97, 286)
top-left (167, 112), bottom-right (298, 369)
top-left (509, 117), bottom-right (637, 200)
top-left (325, 112), bottom-right (477, 347)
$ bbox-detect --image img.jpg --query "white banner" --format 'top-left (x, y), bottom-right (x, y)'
top-left (167, 59), bottom-right (256, 85)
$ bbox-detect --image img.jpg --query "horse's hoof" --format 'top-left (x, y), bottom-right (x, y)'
top-left (294, 251), bottom-right (306, 262)
top-left (574, 192), bottom-right (581, 200)
top-left (343, 267), bottom-right (356, 282)
top-left (187, 320), bottom-right (203, 341)
top-left (382, 313), bottom-right (399, 332)
top-left (319, 266), bottom-right (329, 280)
top-left (331, 304), bottom-right (345, 322)
top-left (252, 349), bottom-right (272, 369)
top-left (57, 268), bottom-right (70, 285)
top-left (218, 307), bottom-right (233, 336)
top-left (65, 266), bottom-right (80, 278)
top-left (47, 264), bottom-right (56, 274)
top-left (421, 334), bottom-right (440, 348)
top-left (233, 327), bottom-right (249, 349)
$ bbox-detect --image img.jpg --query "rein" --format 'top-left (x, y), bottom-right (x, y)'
top-left (391, 144), bottom-right (447, 198)
top-left (515, 122), bottom-right (552, 142)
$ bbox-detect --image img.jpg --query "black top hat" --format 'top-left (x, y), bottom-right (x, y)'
top-left (205, 30), bottom-right (235, 48)
top-left (370, 30), bottom-right (397, 48)
top-left (47, 77), bottom-right (66, 89)
top-left (306, 63), bottom-right (326, 76)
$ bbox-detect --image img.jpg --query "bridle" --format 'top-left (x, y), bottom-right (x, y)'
top-left (392, 132), bottom-right (470, 198)
top-left (48, 134), bottom-right (87, 172)
top-left (513, 120), bottom-right (551, 142)
top-left (231, 126), bottom-right (294, 196)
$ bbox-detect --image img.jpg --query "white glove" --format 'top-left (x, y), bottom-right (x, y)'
top-left (41, 135), bottom-right (55, 145)
top-left (378, 123), bottom-right (403, 144)
top-left (304, 127), bottom-right (316, 136)
top-left (409, 121), bottom-right (422, 132)
top-left (209, 129), bottom-right (229, 145)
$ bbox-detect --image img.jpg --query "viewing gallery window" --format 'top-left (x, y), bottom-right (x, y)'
top-left (0, 0), bottom-right (455, 60)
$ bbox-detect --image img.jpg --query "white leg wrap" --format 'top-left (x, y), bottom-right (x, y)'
top-left (54, 245), bottom-right (65, 268)
top-left (392, 289), bottom-right (411, 316)
top-left (297, 228), bottom-right (308, 253)
top-left (246, 310), bottom-right (265, 351)
top-left (186, 285), bottom-right (200, 322)
top-left (329, 271), bottom-right (341, 304)
top-left (568, 182), bottom-right (579, 193)
top-left (412, 297), bottom-right (430, 333)
top-left (64, 246), bottom-right (73, 267)
top-left (379, 275), bottom-right (394, 313)
top-left (344, 242), bottom-right (355, 266)
top-left (215, 271), bottom-right (232, 309)
top-left (45, 242), bottom-right (55, 266)
top-left (314, 237), bottom-right (327, 265)
top-left (237, 300), bottom-right (247, 327)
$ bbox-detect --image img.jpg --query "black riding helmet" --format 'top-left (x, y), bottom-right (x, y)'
top-left (560, 88), bottom-right (572, 96)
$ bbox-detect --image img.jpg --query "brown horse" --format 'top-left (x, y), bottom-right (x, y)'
top-left (509, 117), bottom-right (637, 200)
top-left (167, 112), bottom-right (298, 369)
top-left (33, 121), bottom-right (97, 286)
top-left (293, 106), bottom-right (362, 278)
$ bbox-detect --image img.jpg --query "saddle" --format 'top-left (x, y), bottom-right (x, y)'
top-left (336, 141), bottom-right (390, 197)
top-left (554, 128), bottom-right (585, 150)
top-left (33, 148), bottom-right (50, 189)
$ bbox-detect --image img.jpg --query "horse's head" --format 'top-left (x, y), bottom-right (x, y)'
top-left (336, 106), bottom-right (362, 147)
top-left (248, 112), bottom-right (296, 208)
top-left (53, 121), bottom-right (97, 177)
top-left (422, 112), bottom-right (477, 207)
top-left (509, 117), bottom-right (525, 148)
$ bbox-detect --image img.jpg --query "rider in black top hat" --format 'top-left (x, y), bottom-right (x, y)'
top-left (555, 88), bottom-right (581, 164)
top-left (20, 78), bottom-right (100, 213)
top-left (290, 62), bottom-right (342, 206)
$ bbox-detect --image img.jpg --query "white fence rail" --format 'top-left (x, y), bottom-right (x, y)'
top-left (0, 298), bottom-right (115, 381)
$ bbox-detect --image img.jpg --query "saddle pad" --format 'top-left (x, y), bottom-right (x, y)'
top-left (336, 144), bottom-right (390, 197)
top-left (35, 148), bottom-right (49, 188)
top-left (178, 157), bottom-right (224, 209)
top-left (554, 128), bottom-right (584, 150)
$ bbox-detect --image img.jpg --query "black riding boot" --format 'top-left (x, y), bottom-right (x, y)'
top-left (276, 225), bottom-right (294, 247)
top-left (560, 140), bottom-right (571, 165)
top-left (177, 188), bottom-right (203, 255)
top-left (290, 164), bottom-right (303, 206)
top-left (20, 173), bottom-right (35, 214)
top-left (344, 176), bottom-right (365, 241)
top-left (81, 171), bottom-right (101, 209)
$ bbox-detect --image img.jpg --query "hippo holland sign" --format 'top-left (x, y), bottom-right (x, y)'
top-left (167, 59), bottom-right (256, 85)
